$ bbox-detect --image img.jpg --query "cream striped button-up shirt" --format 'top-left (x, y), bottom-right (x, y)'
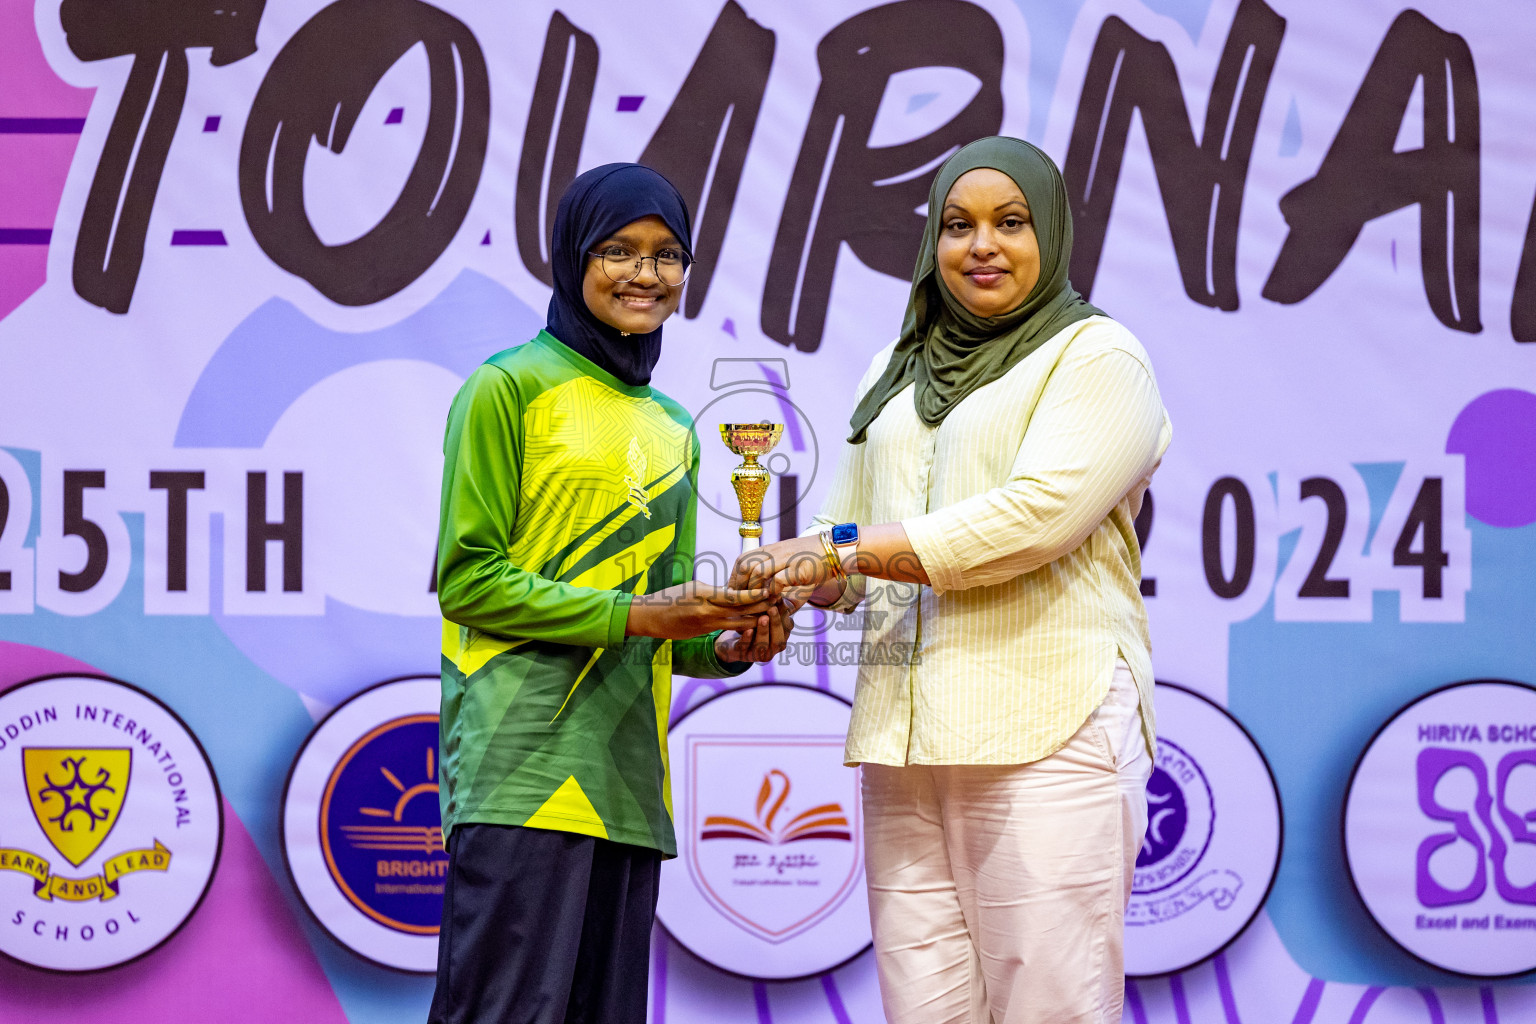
top-left (810, 316), bottom-right (1171, 767)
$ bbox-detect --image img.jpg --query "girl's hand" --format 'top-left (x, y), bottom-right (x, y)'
top-left (625, 581), bottom-right (777, 640)
top-left (715, 597), bottom-right (798, 663)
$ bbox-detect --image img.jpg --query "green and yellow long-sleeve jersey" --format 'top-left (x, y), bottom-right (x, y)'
top-left (436, 331), bottom-right (744, 856)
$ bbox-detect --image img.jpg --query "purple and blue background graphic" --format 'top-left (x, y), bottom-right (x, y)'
top-left (2, 0), bottom-right (1535, 1020)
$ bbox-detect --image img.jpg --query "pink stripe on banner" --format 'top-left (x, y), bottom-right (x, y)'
top-left (0, 4), bottom-right (93, 320)
top-left (0, 641), bottom-right (99, 690)
top-left (0, 244), bottom-right (46, 319)
top-left (2, 133), bottom-right (83, 224)
top-left (0, 28), bottom-right (92, 121)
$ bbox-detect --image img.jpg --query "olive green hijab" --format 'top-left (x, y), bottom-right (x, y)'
top-left (847, 136), bottom-right (1103, 443)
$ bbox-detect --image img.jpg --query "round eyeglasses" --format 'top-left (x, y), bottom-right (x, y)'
top-left (588, 245), bottom-right (694, 287)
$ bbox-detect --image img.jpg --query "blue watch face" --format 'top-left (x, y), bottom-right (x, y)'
top-left (830, 523), bottom-right (859, 546)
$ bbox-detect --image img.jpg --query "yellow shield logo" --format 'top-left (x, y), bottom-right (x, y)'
top-left (23, 748), bottom-right (131, 867)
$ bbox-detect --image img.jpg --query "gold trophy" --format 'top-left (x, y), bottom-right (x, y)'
top-left (719, 422), bottom-right (784, 551)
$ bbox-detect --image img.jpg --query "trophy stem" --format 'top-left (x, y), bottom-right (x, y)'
top-left (730, 454), bottom-right (770, 551)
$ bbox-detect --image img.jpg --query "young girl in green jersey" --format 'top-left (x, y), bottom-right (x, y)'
top-left (431, 163), bottom-right (790, 1024)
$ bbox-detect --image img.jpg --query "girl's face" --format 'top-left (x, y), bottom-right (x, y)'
top-left (935, 168), bottom-right (1042, 319)
top-left (582, 215), bottom-right (686, 335)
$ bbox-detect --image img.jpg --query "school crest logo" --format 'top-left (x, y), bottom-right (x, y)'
top-left (1124, 683), bottom-right (1282, 977)
top-left (0, 676), bottom-right (222, 972)
top-left (25, 748), bottom-right (130, 868)
top-left (283, 676), bottom-right (443, 972)
top-left (657, 684), bottom-right (870, 979)
top-left (693, 763), bottom-right (858, 944)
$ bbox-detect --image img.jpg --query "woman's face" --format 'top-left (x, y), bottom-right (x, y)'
top-left (582, 215), bottom-right (686, 335)
top-left (935, 167), bottom-right (1041, 318)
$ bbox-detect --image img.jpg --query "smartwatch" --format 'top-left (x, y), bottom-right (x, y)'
top-left (830, 522), bottom-right (860, 572)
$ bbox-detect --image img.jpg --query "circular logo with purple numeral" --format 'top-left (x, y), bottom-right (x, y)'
top-left (1126, 684), bottom-right (1282, 977)
top-left (1344, 679), bottom-right (1536, 978)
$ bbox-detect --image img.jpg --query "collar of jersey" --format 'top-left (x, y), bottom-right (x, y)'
top-left (536, 330), bottom-right (655, 399)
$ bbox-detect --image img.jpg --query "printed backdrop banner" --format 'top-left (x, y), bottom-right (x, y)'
top-left (1, 0), bottom-right (1534, 1020)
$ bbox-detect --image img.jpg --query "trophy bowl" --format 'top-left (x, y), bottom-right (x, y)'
top-left (719, 422), bottom-right (784, 457)
top-left (719, 422), bottom-right (784, 549)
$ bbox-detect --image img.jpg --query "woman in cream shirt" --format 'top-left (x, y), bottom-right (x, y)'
top-left (732, 136), bottom-right (1171, 1024)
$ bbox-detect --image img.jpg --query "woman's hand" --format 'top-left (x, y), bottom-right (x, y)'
top-left (714, 597), bottom-right (799, 663)
top-left (624, 581), bottom-right (778, 640)
top-left (729, 537), bottom-right (834, 591)
top-left (729, 524), bottom-right (930, 593)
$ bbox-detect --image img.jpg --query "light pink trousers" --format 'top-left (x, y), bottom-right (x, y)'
top-left (862, 662), bottom-right (1151, 1024)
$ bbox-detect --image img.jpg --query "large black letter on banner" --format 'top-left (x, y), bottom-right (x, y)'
top-left (1509, 195), bottom-right (1536, 342)
top-left (1262, 11), bottom-right (1480, 332)
top-left (763, 0), bottom-right (1003, 353)
top-left (239, 0), bottom-right (490, 306)
top-left (61, 0), bottom-right (263, 313)
top-left (516, 13), bottom-right (598, 287)
top-left (639, 2), bottom-right (775, 319)
top-left (1061, 0), bottom-right (1284, 309)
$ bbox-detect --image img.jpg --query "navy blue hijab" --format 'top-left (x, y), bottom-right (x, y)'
top-left (546, 163), bottom-right (693, 387)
